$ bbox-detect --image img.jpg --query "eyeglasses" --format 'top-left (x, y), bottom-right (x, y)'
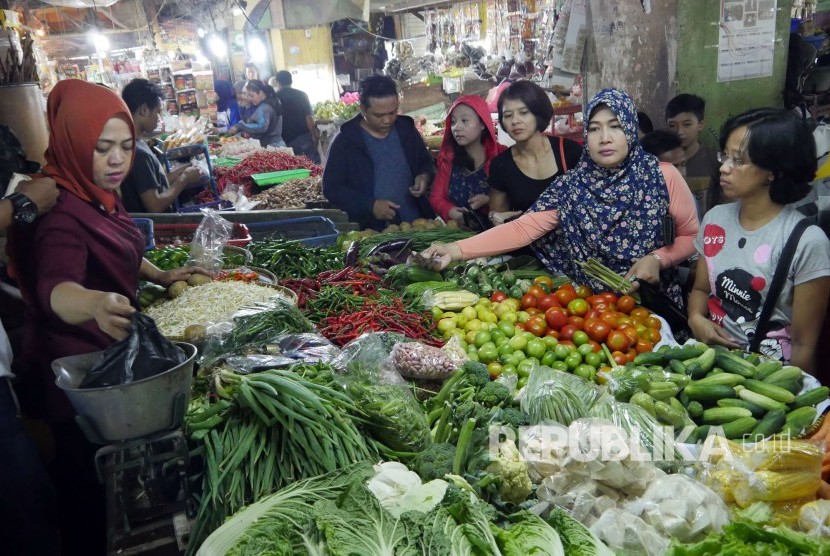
top-left (716, 151), bottom-right (747, 167)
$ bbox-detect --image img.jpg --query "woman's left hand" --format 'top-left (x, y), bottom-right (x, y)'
top-left (624, 254), bottom-right (661, 293)
top-left (155, 266), bottom-right (212, 287)
top-left (468, 194), bottom-right (490, 210)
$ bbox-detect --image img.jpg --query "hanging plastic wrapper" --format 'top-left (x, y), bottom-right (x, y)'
top-left (189, 208), bottom-right (234, 273)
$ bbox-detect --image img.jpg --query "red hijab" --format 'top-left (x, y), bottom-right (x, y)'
top-left (43, 80), bottom-right (135, 212)
top-left (432, 95), bottom-right (506, 200)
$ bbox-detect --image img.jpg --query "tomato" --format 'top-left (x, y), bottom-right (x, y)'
top-left (546, 329), bottom-right (560, 339)
top-left (537, 294), bottom-right (560, 312)
top-left (566, 298), bottom-right (590, 317)
top-left (545, 307), bottom-right (569, 330)
top-left (599, 311), bottom-right (619, 329)
top-left (647, 328), bottom-right (662, 344)
top-left (617, 295), bottom-right (636, 314)
top-left (575, 284), bottom-right (593, 299)
top-left (490, 291), bottom-right (508, 303)
top-left (600, 292), bottom-right (619, 304)
top-left (617, 315), bottom-right (633, 327)
top-left (526, 307), bottom-right (542, 316)
top-left (515, 322), bottom-right (527, 332)
top-left (559, 324), bottom-right (578, 342)
top-left (586, 294), bottom-right (604, 307)
top-left (630, 307), bottom-right (650, 320)
top-left (626, 348), bottom-right (638, 363)
top-left (611, 351), bottom-right (628, 366)
top-left (584, 309), bottom-right (601, 321)
top-left (520, 293), bottom-right (538, 310)
top-left (635, 338), bottom-right (655, 354)
top-left (583, 317), bottom-right (599, 333)
top-left (572, 330), bottom-right (589, 346)
top-left (558, 340), bottom-right (576, 348)
top-left (527, 315), bottom-right (548, 337)
top-left (587, 321), bottom-right (610, 343)
top-left (587, 340), bottom-right (602, 353)
top-left (533, 275), bottom-right (554, 289)
top-left (621, 327), bottom-right (639, 344)
top-left (645, 316), bottom-right (662, 330)
top-left (635, 323), bottom-right (650, 338)
top-left (554, 288), bottom-right (577, 306)
top-left (606, 330), bottom-right (631, 352)
top-left (527, 285), bottom-right (546, 299)
top-left (567, 316), bottom-right (585, 329)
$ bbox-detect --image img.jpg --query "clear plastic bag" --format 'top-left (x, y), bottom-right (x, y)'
top-left (520, 364), bottom-right (602, 425)
top-left (189, 208), bottom-right (233, 273)
top-left (589, 508), bottom-right (670, 556)
top-left (333, 332), bottom-right (431, 452)
top-left (389, 341), bottom-right (464, 380)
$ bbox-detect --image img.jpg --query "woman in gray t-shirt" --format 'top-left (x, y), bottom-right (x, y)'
top-left (688, 108), bottom-right (830, 375)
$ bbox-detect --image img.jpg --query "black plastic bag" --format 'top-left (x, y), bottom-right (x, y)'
top-left (81, 313), bottom-right (186, 388)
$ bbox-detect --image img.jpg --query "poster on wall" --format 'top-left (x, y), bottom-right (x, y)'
top-left (717, 0), bottom-right (777, 82)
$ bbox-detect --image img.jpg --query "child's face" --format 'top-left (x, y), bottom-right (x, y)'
top-left (659, 147), bottom-right (686, 167)
top-left (667, 111), bottom-right (703, 149)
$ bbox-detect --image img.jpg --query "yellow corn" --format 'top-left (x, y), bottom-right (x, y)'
top-left (733, 470), bottom-right (821, 507)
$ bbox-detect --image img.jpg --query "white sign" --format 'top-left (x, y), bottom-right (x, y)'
top-left (717, 0), bottom-right (778, 82)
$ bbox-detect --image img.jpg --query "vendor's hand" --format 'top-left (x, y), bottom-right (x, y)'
top-left (468, 194), bottom-right (490, 211)
top-left (155, 265), bottom-right (212, 287)
top-left (488, 210), bottom-right (522, 226)
top-left (448, 207), bottom-right (466, 223)
top-left (623, 254), bottom-right (662, 293)
top-left (420, 242), bottom-right (462, 271)
top-left (227, 126), bottom-right (238, 135)
top-left (18, 177), bottom-right (58, 215)
top-left (373, 199), bottom-right (400, 221)
top-left (93, 292), bottom-right (135, 341)
top-left (409, 174), bottom-right (430, 198)
top-left (180, 166), bottom-right (204, 185)
top-left (689, 314), bottom-right (741, 349)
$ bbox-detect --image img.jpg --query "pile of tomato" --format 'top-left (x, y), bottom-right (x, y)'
top-left (490, 277), bottom-right (664, 366)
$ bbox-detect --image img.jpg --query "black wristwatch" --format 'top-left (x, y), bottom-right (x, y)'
top-left (5, 192), bottom-right (38, 224)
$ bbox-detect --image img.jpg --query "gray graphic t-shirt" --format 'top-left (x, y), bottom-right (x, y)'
top-left (695, 203), bottom-right (830, 361)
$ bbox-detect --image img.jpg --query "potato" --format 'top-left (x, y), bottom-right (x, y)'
top-left (183, 324), bottom-right (207, 344)
top-left (412, 218), bottom-right (428, 227)
top-left (446, 219), bottom-right (459, 228)
top-left (187, 274), bottom-right (212, 287)
top-left (168, 281), bottom-right (189, 298)
top-left (400, 221), bottom-right (412, 231)
top-left (384, 224), bottom-right (401, 233)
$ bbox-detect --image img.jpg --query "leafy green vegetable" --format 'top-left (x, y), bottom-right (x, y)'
top-left (547, 506), bottom-right (614, 556)
top-left (667, 520), bottom-right (830, 556)
top-left (494, 511), bottom-right (564, 556)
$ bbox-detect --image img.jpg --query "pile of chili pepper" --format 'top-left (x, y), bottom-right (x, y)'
top-left (250, 239), bottom-right (343, 279)
top-left (214, 151), bottom-right (323, 196)
top-left (279, 267), bottom-right (384, 308)
top-left (317, 299), bottom-right (441, 347)
top-left (304, 285), bottom-right (400, 323)
top-left (215, 268), bottom-right (260, 283)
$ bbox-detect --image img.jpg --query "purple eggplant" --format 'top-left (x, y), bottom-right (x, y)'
top-left (344, 240), bottom-right (361, 266)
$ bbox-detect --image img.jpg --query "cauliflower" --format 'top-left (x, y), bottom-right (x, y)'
top-left (486, 439), bottom-right (532, 505)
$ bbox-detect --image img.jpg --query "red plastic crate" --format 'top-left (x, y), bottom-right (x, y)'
top-left (153, 222), bottom-right (252, 247)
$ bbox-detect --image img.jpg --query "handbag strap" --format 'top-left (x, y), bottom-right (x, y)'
top-left (749, 218), bottom-right (813, 353)
top-left (559, 137), bottom-right (568, 172)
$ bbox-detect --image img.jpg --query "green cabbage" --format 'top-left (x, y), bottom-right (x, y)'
top-left (547, 506), bottom-right (614, 556)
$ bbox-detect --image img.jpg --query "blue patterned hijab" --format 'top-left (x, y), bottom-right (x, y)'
top-left (529, 88), bottom-right (682, 306)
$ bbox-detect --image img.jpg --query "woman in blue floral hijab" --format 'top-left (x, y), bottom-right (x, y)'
top-left (420, 88), bottom-right (699, 310)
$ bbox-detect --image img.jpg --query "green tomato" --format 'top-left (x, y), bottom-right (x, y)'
top-left (541, 351), bottom-right (557, 367)
top-left (517, 358), bottom-right (536, 378)
top-left (517, 376), bottom-right (529, 390)
top-left (474, 331), bottom-right (492, 348)
top-left (490, 328), bottom-right (506, 342)
top-left (565, 353), bottom-right (582, 371)
top-left (494, 336), bottom-right (509, 348)
top-left (574, 364), bottom-right (597, 382)
top-left (577, 343), bottom-right (595, 357)
top-left (542, 335), bottom-right (559, 350)
top-left (498, 343), bottom-right (515, 357)
top-left (501, 364), bottom-right (517, 377)
top-left (478, 345), bottom-right (499, 364)
top-left (584, 352), bottom-right (603, 368)
top-left (508, 334), bottom-right (528, 351)
top-left (467, 352), bottom-right (480, 362)
top-left (553, 343), bottom-right (572, 360)
top-left (551, 360), bottom-right (569, 372)
top-left (437, 318), bottom-right (458, 334)
top-left (572, 331), bottom-right (590, 346)
top-left (466, 344), bottom-right (479, 356)
top-left (526, 339), bottom-right (547, 359)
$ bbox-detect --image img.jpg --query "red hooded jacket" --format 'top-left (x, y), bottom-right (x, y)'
top-left (429, 95), bottom-right (506, 221)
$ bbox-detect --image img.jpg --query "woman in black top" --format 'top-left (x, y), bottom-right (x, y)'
top-left (488, 81), bottom-right (583, 225)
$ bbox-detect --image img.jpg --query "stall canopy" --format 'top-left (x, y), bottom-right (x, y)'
top-left (265, 0), bottom-right (369, 29)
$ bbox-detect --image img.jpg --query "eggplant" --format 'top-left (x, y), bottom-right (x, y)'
top-left (344, 240), bottom-right (361, 266)
top-left (365, 239), bottom-right (413, 265)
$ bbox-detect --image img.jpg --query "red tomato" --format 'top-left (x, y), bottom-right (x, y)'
top-left (559, 324), bottom-right (578, 341)
top-left (611, 351), bottom-right (628, 366)
top-left (527, 315), bottom-right (548, 337)
top-left (545, 307), bottom-right (569, 330)
top-left (587, 340), bottom-right (602, 353)
top-left (490, 291), bottom-right (507, 303)
top-left (546, 329), bottom-right (560, 339)
top-left (587, 321), bottom-right (610, 343)
top-left (520, 293), bottom-right (538, 310)
top-left (645, 316), bottom-right (663, 331)
top-left (621, 327), bottom-right (639, 344)
top-left (527, 285), bottom-right (547, 299)
top-left (566, 298), bottom-right (590, 317)
top-left (600, 311), bottom-right (619, 329)
top-left (537, 294), bottom-right (560, 312)
top-left (584, 309), bottom-right (601, 321)
top-left (626, 349), bottom-right (638, 363)
top-left (567, 316), bottom-right (585, 330)
top-left (586, 294), bottom-right (604, 307)
top-left (647, 328), bottom-right (662, 344)
top-left (575, 284), bottom-right (593, 299)
top-left (526, 307), bottom-right (542, 316)
top-left (630, 307), bottom-right (651, 320)
top-left (533, 275), bottom-right (554, 290)
top-left (554, 288), bottom-right (577, 306)
top-left (583, 317), bottom-right (600, 333)
top-left (515, 323), bottom-right (527, 332)
top-left (606, 330), bottom-right (631, 352)
top-left (558, 340), bottom-right (576, 348)
top-left (635, 338), bottom-right (655, 354)
top-left (600, 292), bottom-right (619, 304)
top-left (617, 295), bottom-right (636, 314)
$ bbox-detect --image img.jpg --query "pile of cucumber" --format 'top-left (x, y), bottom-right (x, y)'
top-left (613, 343), bottom-right (828, 442)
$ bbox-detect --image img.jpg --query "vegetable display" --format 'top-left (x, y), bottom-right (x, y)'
top-left (247, 176), bottom-right (327, 209)
top-left (214, 151), bottom-right (322, 196)
top-left (250, 238), bottom-right (343, 279)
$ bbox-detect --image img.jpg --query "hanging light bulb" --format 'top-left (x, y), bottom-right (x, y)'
top-left (208, 34), bottom-right (227, 58)
top-left (248, 36), bottom-right (267, 63)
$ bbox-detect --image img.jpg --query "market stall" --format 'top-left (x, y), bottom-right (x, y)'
top-left (60, 209), bottom-right (830, 554)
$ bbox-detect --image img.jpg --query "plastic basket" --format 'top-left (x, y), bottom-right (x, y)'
top-left (153, 222), bottom-right (252, 247)
top-left (246, 217), bottom-right (339, 247)
top-left (132, 218), bottom-right (155, 251)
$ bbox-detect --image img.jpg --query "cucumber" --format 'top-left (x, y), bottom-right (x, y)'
top-left (771, 379), bottom-right (803, 396)
top-left (683, 383), bottom-right (737, 402)
top-left (702, 407), bottom-right (753, 425)
top-left (762, 365), bottom-right (802, 385)
top-left (663, 346), bottom-right (706, 361)
top-left (737, 388), bottom-right (789, 412)
top-left (716, 398), bottom-right (768, 419)
top-left (687, 400), bottom-right (704, 419)
top-left (685, 362), bottom-right (708, 380)
top-left (720, 416), bottom-right (759, 440)
top-left (633, 351), bottom-right (667, 366)
top-left (691, 348), bottom-right (717, 373)
top-left (669, 359), bottom-right (688, 375)
top-left (656, 400), bottom-right (686, 428)
top-left (755, 360), bottom-right (784, 381)
top-left (647, 382), bottom-right (681, 401)
top-left (630, 392), bottom-right (657, 417)
top-left (694, 373), bottom-right (746, 387)
top-left (714, 351), bottom-right (757, 378)
top-left (784, 406), bottom-right (819, 437)
top-left (791, 386), bottom-right (830, 409)
top-left (749, 409), bottom-right (786, 440)
top-left (744, 379), bottom-right (796, 404)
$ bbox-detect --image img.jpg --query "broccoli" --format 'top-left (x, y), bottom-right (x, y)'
top-left (453, 399), bottom-right (490, 426)
top-left (473, 381), bottom-right (512, 409)
top-left (431, 360), bottom-right (491, 410)
top-left (413, 442), bottom-right (456, 481)
top-left (493, 407), bottom-right (529, 429)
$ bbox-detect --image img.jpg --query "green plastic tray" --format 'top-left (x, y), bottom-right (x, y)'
top-left (252, 169), bottom-right (312, 186)
top-left (212, 157), bottom-right (242, 167)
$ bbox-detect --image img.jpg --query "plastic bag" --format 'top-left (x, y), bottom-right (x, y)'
top-left (589, 508), bottom-right (670, 556)
top-left (520, 365), bottom-right (602, 425)
top-left (223, 333), bottom-right (341, 373)
top-left (81, 313), bottom-right (186, 388)
top-left (389, 340), bottom-right (464, 380)
top-left (333, 332), bottom-right (431, 452)
top-left (798, 499), bottom-right (830, 537)
top-left (189, 208), bottom-right (233, 273)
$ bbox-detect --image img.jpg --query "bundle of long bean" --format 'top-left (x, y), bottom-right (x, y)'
top-left (186, 366), bottom-right (378, 553)
top-left (357, 228), bottom-right (475, 258)
top-left (249, 238), bottom-right (343, 279)
top-left (577, 257), bottom-right (639, 298)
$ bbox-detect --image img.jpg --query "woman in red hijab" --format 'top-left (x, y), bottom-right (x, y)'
top-left (428, 95), bottom-right (506, 226)
top-left (10, 80), bottom-right (206, 554)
